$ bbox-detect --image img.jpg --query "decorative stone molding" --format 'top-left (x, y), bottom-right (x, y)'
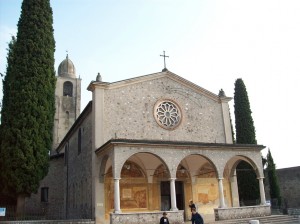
top-left (154, 99), bottom-right (182, 130)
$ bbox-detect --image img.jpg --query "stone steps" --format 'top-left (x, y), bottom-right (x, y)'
top-left (204, 215), bottom-right (299, 224)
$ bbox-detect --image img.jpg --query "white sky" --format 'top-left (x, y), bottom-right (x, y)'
top-left (1, 0), bottom-right (300, 169)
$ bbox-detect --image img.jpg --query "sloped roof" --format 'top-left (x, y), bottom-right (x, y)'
top-left (88, 70), bottom-right (231, 102)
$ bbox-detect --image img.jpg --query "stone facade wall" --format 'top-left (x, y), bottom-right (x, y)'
top-left (214, 205), bottom-right (271, 220)
top-left (103, 77), bottom-right (225, 144)
top-left (66, 113), bottom-right (93, 219)
top-left (25, 155), bottom-right (65, 219)
top-left (265, 166), bottom-right (300, 208)
top-left (110, 211), bottom-right (184, 224)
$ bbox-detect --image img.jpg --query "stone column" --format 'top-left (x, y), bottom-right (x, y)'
top-left (218, 178), bottom-right (226, 208)
top-left (258, 177), bottom-right (266, 205)
top-left (230, 170), bottom-right (240, 207)
top-left (114, 178), bottom-right (121, 213)
top-left (170, 178), bottom-right (178, 211)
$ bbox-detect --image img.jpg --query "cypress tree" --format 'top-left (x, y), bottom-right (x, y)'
top-left (234, 78), bottom-right (259, 204)
top-left (0, 37), bottom-right (17, 205)
top-left (234, 78), bottom-right (257, 144)
top-left (236, 161), bottom-right (260, 205)
top-left (266, 149), bottom-right (281, 207)
top-left (0, 0), bottom-right (56, 216)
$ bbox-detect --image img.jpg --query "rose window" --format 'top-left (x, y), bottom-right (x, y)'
top-left (154, 100), bottom-right (181, 129)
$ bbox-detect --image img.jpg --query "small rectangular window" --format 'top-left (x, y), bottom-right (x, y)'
top-left (41, 187), bottom-right (49, 202)
top-left (78, 128), bottom-right (82, 155)
top-left (64, 144), bottom-right (68, 165)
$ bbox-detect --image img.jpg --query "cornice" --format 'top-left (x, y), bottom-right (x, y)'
top-left (95, 138), bottom-right (265, 155)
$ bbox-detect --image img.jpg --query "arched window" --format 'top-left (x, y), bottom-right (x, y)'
top-left (63, 81), bottom-right (73, 96)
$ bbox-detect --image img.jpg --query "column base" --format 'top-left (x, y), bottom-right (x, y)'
top-left (114, 210), bottom-right (122, 214)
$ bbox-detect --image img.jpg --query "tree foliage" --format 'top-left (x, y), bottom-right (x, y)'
top-left (0, 37), bottom-right (17, 204)
top-left (0, 0), bottom-right (56, 202)
top-left (234, 79), bottom-right (259, 204)
top-left (234, 79), bottom-right (257, 144)
top-left (266, 149), bottom-right (281, 207)
top-left (236, 161), bottom-right (260, 205)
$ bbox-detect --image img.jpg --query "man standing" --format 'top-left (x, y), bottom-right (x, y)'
top-left (191, 208), bottom-right (204, 224)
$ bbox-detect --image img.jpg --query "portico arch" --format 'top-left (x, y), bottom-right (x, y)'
top-left (176, 154), bottom-right (220, 220)
top-left (224, 155), bottom-right (266, 207)
top-left (104, 152), bottom-right (172, 217)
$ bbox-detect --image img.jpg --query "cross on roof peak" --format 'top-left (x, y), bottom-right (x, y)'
top-left (160, 51), bottom-right (169, 72)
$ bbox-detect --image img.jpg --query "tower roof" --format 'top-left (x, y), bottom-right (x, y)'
top-left (58, 54), bottom-right (76, 78)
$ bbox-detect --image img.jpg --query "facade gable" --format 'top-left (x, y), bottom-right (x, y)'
top-left (89, 71), bottom-right (233, 145)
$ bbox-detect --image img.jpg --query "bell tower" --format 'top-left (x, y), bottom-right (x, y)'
top-left (52, 55), bottom-right (81, 152)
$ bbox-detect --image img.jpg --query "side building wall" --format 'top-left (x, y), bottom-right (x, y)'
top-left (265, 166), bottom-right (300, 208)
top-left (25, 154), bottom-right (65, 219)
top-left (65, 112), bottom-right (93, 219)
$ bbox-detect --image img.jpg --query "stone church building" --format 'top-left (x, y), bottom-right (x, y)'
top-left (25, 56), bottom-right (270, 223)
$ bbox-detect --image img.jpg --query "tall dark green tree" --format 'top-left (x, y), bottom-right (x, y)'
top-left (234, 78), bottom-right (257, 144)
top-left (234, 78), bottom-right (259, 205)
top-left (266, 149), bottom-right (281, 207)
top-left (236, 161), bottom-right (260, 205)
top-left (0, 37), bottom-right (17, 205)
top-left (0, 0), bottom-right (56, 215)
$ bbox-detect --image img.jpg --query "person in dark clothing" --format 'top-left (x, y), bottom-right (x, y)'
top-left (189, 199), bottom-right (196, 212)
top-left (191, 208), bottom-right (204, 224)
top-left (160, 212), bottom-right (170, 224)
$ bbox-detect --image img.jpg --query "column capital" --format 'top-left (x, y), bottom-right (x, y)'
top-left (169, 177), bottom-right (177, 181)
top-left (114, 178), bottom-right (121, 180)
top-left (257, 177), bottom-right (265, 180)
top-left (217, 177), bottom-right (224, 180)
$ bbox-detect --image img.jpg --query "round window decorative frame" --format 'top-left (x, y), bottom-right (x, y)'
top-left (154, 99), bottom-right (182, 130)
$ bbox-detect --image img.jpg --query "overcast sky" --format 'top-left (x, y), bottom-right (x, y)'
top-left (1, 0), bottom-right (300, 169)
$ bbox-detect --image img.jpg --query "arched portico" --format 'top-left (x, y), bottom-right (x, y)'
top-left (95, 139), bottom-right (269, 223)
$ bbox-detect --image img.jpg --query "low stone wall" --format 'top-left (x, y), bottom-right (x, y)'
top-left (214, 205), bottom-right (271, 221)
top-left (110, 211), bottom-right (184, 224)
top-left (0, 220), bottom-right (94, 224)
top-left (288, 208), bottom-right (300, 216)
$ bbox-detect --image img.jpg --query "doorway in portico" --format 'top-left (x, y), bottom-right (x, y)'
top-left (160, 181), bottom-right (185, 211)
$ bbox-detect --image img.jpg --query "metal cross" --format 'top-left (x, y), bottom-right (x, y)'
top-left (160, 51), bottom-right (169, 70)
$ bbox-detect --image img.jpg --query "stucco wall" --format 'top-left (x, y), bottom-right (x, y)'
top-left (103, 77), bottom-right (225, 143)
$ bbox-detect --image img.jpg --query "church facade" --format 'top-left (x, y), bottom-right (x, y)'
top-left (25, 57), bottom-right (270, 223)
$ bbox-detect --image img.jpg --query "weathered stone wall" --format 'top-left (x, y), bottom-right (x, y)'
top-left (52, 76), bottom-right (81, 152)
top-left (0, 220), bottom-right (94, 224)
top-left (66, 113), bottom-right (93, 219)
top-left (265, 166), bottom-right (300, 208)
top-left (214, 205), bottom-right (271, 220)
top-left (110, 211), bottom-right (184, 224)
top-left (103, 77), bottom-right (225, 144)
top-left (24, 155), bottom-right (65, 219)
